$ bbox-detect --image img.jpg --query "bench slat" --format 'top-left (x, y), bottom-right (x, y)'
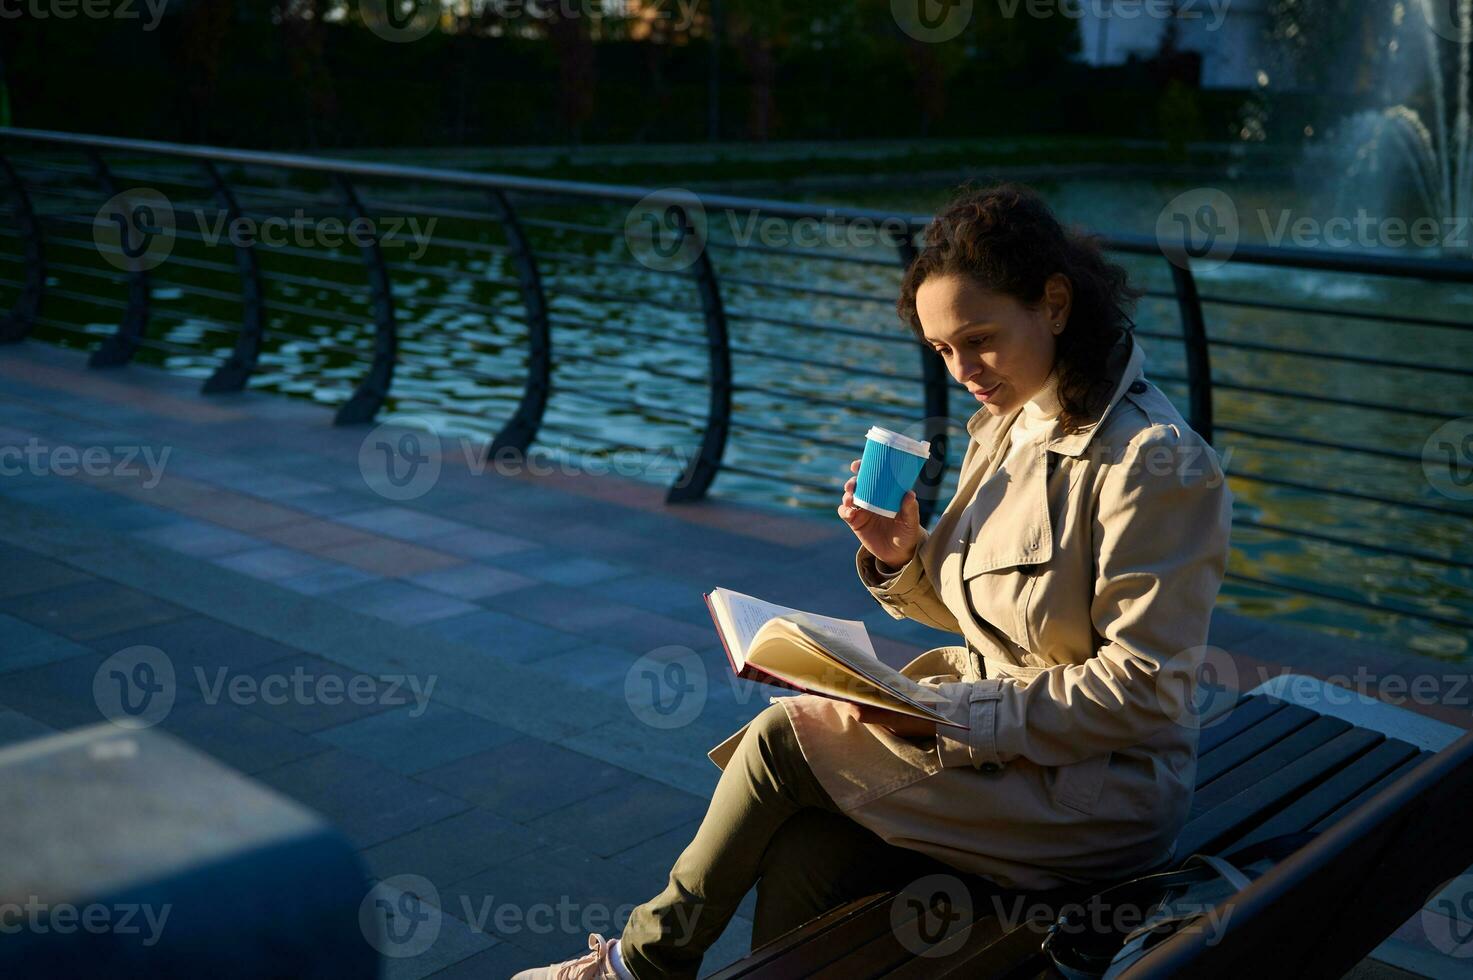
top-left (1225, 738), bottom-right (1422, 852)
top-left (1310, 750), bottom-right (1435, 832)
top-left (1196, 694), bottom-right (1282, 755)
top-left (1173, 726), bottom-right (1382, 858)
top-left (1194, 702), bottom-right (1317, 784)
top-left (1189, 715), bottom-right (1353, 817)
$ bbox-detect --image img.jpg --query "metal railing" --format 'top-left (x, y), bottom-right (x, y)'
top-left (0, 127), bottom-right (1469, 649)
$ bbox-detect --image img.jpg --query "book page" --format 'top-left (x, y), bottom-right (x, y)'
top-left (718, 589), bottom-right (815, 659)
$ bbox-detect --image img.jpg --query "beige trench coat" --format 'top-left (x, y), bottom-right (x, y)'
top-left (707, 331), bottom-right (1234, 891)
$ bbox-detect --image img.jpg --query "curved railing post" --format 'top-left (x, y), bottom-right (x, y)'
top-left (87, 150), bottom-right (150, 367)
top-left (331, 173), bottom-right (397, 426)
top-left (486, 188), bottom-right (551, 466)
top-left (667, 201), bottom-right (731, 503)
top-left (0, 154), bottom-right (43, 343)
top-left (895, 228), bottom-right (949, 528)
top-left (1167, 259), bottom-right (1215, 445)
top-left (199, 160), bottom-right (265, 394)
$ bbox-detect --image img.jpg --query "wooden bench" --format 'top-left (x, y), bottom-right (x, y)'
top-left (706, 688), bottom-right (1473, 979)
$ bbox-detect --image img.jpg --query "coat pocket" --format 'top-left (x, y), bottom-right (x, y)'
top-left (1051, 751), bottom-right (1110, 815)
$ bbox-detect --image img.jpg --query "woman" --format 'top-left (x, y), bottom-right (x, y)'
top-left (514, 183), bottom-right (1233, 980)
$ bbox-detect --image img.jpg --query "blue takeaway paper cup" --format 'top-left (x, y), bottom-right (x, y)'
top-left (854, 426), bottom-right (931, 519)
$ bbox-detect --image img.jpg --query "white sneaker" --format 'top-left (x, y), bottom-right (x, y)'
top-left (510, 933), bottom-right (621, 979)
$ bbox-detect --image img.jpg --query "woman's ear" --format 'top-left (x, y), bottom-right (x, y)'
top-left (1044, 273), bottom-right (1072, 333)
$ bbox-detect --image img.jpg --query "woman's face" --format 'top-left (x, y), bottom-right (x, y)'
top-left (914, 272), bottom-right (1070, 416)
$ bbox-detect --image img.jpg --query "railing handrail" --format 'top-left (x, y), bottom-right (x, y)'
top-left (7, 126), bottom-right (1473, 285)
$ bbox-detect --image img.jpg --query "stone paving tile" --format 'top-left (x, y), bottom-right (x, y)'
top-left (254, 518), bottom-right (378, 553)
top-left (129, 518), bottom-right (264, 558)
top-left (319, 701), bottom-right (523, 775)
top-left (272, 488), bottom-right (381, 517)
top-left (372, 880), bottom-right (499, 980)
top-left (419, 943), bottom-right (539, 980)
top-left (595, 572), bottom-right (715, 622)
top-left (360, 808), bottom-right (551, 900)
top-left (82, 615), bottom-right (311, 685)
top-left (405, 562), bottom-right (538, 600)
top-left (534, 777), bottom-right (708, 859)
top-left (492, 552), bottom-right (636, 588)
top-left (0, 613), bottom-right (96, 672)
top-left (0, 650), bottom-right (199, 730)
top-left (225, 653), bottom-right (405, 734)
top-left (441, 843), bottom-right (675, 962)
top-left (315, 538), bottom-right (466, 577)
top-left (174, 492), bottom-right (311, 532)
top-left (0, 578), bottom-right (190, 641)
top-left (327, 580), bottom-right (483, 627)
top-left (0, 549), bottom-right (93, 599)
top-left (420, 527), bottom-right (542, 560)
top-left (156, 697), bottom-right (330, 775)
top-left (419, 609), bottom-right (586, 663)
top-left (2, 479), bottom-right (122, 512)
top-left (0, 708), bottom-right (54, 748)
top-left (275, 563), bottom-right (382, 596)
top-left (253, 748), bottom-right (472, 849)
top-left (202, 470), bottom-right (333, 501)
top-left (478, 584), bottom-right (648, 633)
top-left (527, 643), bottom-right (642, 694)
top-left (210, 545), bottom-right (340, 581)
top-left (415, 738), bottom-right (629, 823)
top-left (337, 506), bottom-right (477, 542)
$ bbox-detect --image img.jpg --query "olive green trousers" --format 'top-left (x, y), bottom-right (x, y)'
top-left (618, 702), bottom-right (957, 980)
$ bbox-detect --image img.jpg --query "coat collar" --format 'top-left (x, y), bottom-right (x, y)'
top-left (964, 331), bottom-right (1146, 460)
top-left (936, 332), bottom-right (1149, 640)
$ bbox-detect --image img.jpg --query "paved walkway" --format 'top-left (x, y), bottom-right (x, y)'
top-left (0, 341), bottom-right (1468, 978)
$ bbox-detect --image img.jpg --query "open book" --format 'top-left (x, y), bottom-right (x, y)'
top-left (703, 587), bottom-right (967, 730)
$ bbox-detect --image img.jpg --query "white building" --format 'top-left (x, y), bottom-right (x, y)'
top-left (1071, 0), bottom-right (1272, 90)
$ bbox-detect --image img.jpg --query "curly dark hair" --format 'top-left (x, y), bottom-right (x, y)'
top-left (896, 181), bottom-right (1143, 435)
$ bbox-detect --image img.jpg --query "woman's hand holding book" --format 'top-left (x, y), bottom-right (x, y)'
top-left (839, 458), bottom-right (921, 570)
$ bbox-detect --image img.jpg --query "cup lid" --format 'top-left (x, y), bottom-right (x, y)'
top-left (866, 426), bottom-right (931, 458)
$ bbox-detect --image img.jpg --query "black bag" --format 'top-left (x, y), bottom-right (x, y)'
top-left (1040, 832), bottom-right (1316, 979)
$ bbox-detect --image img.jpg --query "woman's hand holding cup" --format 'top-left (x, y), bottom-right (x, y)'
top-left (839, 458), bottom-right (921, 569)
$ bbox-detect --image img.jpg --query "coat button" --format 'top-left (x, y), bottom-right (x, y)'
top-left (980, 762), bottom-right (1000, 773)
top-left (1129, 380), bottom-right (1147, 394)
